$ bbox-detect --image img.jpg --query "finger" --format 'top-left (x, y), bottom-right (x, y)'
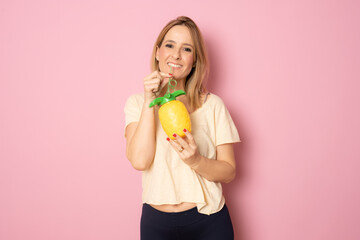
top-left (182, 129), bottom-right (196, 148)
top-left (157, 72), bottom-right (171, 87)
top-left (144, 78), bottom-right (161, 92)
top-left (150, 85), bottom-right (160, 92)
top-left (173, 133), bottom-right (190, 150)
top-left (159, 72), bottom-right (172, 78)
top-left (144, 83), bottom-right (160, 91)
top-left (168, 138), bottom-right (186, 155)
top-left (144, 78), bottom-right (161, 85)
top-left (145, 73), bottom-right (170, 89)
top-left (144, 71), bottom-right (160, 81)
top-left (144, 71), bottom-right (171, 81)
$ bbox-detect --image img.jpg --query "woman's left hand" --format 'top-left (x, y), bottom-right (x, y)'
top-left (167, 129), bottom-right (202, 168)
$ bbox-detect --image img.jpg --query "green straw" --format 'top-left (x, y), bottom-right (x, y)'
top-left (166, 66), bottom-right (177, 94)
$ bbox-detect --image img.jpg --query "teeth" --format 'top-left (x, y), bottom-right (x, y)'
top-left (168, 63), bottom-right (181, 68)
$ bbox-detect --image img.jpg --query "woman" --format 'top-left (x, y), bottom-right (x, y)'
top-left (124, 16), bottom-right (240, 240)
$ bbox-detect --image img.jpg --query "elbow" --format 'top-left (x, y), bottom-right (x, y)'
top-left (127, 152), bottom-right (152, 171)
top-left (132, 164), bottom-right (146, 171)
top-left (224, 163), bottom-right (236, 183)
top-left (223, 170), bottom-right (236, 183)
top-left (131, 161), bottom-right (150, 171)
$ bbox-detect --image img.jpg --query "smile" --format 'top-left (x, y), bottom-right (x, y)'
top-left (167, 62), bottom-right (182, 68)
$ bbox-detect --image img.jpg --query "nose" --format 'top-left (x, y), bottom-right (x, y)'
top-left (171, 48), bottom-right (181, 60)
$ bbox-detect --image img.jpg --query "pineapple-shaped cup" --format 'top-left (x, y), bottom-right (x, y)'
top-left (149, 90), bottom-right (191, 140)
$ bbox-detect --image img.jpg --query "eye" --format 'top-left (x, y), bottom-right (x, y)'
top-left (165, 43), bottom-right (173, 48)
top-left (184, 47), bottom-right (192, 52)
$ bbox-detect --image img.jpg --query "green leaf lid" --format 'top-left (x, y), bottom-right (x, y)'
top-left (149, 90), bottom-right (186, 108)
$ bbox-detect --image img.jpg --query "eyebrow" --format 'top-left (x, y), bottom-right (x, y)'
top-left (165, 40), bottom-right (194, 48)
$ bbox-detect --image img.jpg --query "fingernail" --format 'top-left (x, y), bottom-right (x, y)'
top-left (169, 73), bottom-right (173, 76)
top-left (183, 129), bottom-right (187, 132)
top-left (166, 137), bottom-right (170, 141)
top-left (173, 133), bottom-right (177, 138)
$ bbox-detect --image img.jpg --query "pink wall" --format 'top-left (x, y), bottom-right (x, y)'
top-left (1, 0), bottom-right (359, 239)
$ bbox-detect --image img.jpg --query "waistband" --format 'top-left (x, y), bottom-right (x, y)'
top-left (142, 203), bottom-right (227, 227)
top-left (143, 203), bottom-right (198, 215)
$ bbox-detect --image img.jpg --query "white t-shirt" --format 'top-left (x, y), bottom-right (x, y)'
top-left (124, 93), bottom-right (241, 215)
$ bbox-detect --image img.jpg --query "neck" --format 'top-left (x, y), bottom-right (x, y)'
top-left (174, 78), bottom-right (186, 91)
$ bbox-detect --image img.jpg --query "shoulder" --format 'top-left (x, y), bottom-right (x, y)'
top-left (126, 93), bottom-right (144, 101)
top-left (206, 93), bottom-right (226, 107)
top-left (124, 93), bottom-right (144, 109)
top-left (125, 93), bottom-right (144, 104)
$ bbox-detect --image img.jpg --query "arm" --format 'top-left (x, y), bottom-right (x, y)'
top-left (125, 71), bottom-right (171, 171)
top-left (169, 131), bottom-right (236, 183)
top-left (125, 101), bottom-right (156, 171)
top-left (192, 143), bottom-right (236, 183)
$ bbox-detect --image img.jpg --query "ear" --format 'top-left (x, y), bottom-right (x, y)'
top-left (156, 46), bottom-right (160, 61)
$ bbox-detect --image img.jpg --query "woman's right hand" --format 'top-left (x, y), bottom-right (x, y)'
top-left (143, 71), bottom-right (172, 102)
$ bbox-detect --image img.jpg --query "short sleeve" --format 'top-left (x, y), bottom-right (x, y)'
top-left (214, 97), bottom-right (241, 146)
top-left (124, 94), bottom-right (143, 130)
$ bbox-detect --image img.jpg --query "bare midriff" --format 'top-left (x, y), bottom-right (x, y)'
top-left (150, 202), bottom-right (197, 213)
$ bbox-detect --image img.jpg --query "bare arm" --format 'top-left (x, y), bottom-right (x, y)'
top-left (191, 144), bottom-right (236, 183)
top-left (169, 131), bottom-right (237, 183)
top-left (125, 101), bottom-right (156, 171)
top-left (125, 71), bottom-right (171, 171)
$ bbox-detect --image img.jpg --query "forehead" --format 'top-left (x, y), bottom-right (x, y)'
top-left (163, 25), bottom-right (194, 45)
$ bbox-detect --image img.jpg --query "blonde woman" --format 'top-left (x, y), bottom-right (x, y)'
top-left (124, 16), bottom-right (240, 240)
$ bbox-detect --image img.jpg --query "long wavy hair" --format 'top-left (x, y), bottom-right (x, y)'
top-left (151, 16), bottom-right (209, 111)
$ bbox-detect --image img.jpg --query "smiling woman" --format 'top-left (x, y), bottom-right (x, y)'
top-left (124, 16), bottom-right (241, 240)
top-left (151, 16), bottom-right (209, 112)
top-left (155, 25), bottom-right (195, 84)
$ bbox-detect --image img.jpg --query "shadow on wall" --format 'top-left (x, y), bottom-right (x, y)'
top-left (206, 36), bottom-right (251, 240)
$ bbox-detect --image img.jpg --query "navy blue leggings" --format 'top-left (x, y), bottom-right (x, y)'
top-left (140, 204), bottom-right (234, 240)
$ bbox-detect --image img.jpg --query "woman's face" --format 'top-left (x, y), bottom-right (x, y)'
top-left (156, 25), bottom-right (195, 82)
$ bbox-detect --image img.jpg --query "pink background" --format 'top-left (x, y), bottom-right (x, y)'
top-left (1, 0), bottom-right (360, 239)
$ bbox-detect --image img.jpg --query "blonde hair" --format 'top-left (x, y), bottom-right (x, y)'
top-left (151, 16), bottom-right (209, 111)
